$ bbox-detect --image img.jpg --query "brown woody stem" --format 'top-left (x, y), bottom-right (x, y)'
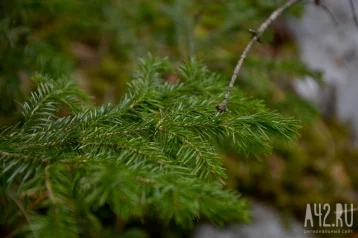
top-left (216, 0), bottom-right (302, 113)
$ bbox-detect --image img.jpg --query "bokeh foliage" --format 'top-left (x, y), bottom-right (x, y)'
top-left (1, 0), bottom-right (357, 237)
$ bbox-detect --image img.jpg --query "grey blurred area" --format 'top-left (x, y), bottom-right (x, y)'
top-left (194, 202), bottom-right (312, 238)
top-left (290, 0), bottom-right (358, 141)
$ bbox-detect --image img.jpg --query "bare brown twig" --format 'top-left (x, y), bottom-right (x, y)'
top-left (216, 0), bottom-right (302, 113)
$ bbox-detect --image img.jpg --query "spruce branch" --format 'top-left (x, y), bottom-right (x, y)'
top-left (216, 0), bottom-right (302, 113)
top-left (0, 57), bottom-right (300, 235)
top-left (83, 164), bottom-right (249, 226)
top-left (21, 75), bottom-right (88, 132)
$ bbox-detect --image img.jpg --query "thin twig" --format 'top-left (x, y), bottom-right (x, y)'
top-left (349, 0), bottom-right (358, 29)
top-left (313, 0), bottom-right (338, 25)
top-left (216, 0), bottom-right (302, 113)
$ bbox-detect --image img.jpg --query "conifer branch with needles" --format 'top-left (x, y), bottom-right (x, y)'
top-left (216, 0), bottom-right (302, 113)
top-left (0, 56), bottom-right (300, 237)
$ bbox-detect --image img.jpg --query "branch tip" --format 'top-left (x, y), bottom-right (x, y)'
top-left (216, 103), bottom-right (227, 113)
top-left (248, 29), bottom-right (262, 42)
top-left (216, 0), bottom-right (301, 112)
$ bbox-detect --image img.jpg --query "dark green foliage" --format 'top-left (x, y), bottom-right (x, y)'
top-left (0, 0), bottom-right (306, 123)
top-left (1, 1), bottom-right (358, 237)
top-left (0, 56), bottom-right (299, 237)
top-left (21, 75), bottom-right (89, 132)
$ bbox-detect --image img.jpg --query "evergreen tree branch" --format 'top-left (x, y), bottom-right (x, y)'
top-left (29, 205), bottom-right (79, 238)
top-left (0, 57), bottom-right (300, 235)
top-left (22, 75), bottom-right (88, 132)
top-left (216, 0), bottom-right (302, 113)
top-left (83, 164), bottom-right (249, 226)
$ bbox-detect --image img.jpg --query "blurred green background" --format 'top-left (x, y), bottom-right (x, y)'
top-left (1, 0), bottom-right (357, 237)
